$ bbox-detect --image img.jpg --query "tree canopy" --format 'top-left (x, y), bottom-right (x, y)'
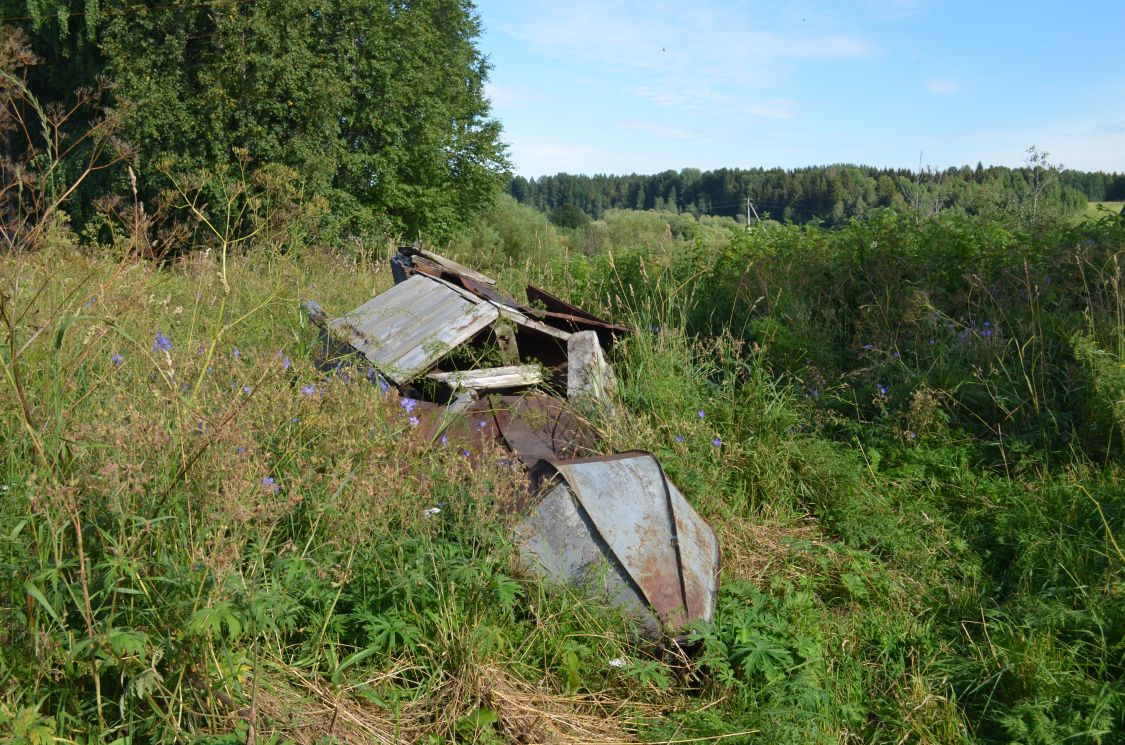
top-left (7, 0), bottom-right (509, 241)
top-left (511, 164), bottom-right (1125, 227)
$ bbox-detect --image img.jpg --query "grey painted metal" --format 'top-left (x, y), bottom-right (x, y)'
top-left (515, 482), bottom-right (660, 636)
top-left (325, 275), bottom-right (499, 384)
top-left (517, 452), bottom-right (720, 633)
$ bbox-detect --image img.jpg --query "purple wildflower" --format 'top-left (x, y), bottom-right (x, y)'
top-left (675, 435), bottom-right (684, 443)
top-left (463, 449), bottom-right (471, 458)
top-left (197, 344), bottom-right (205, 355)
top-left (242, 385), bottom-right (253, 395)
top-left (400, 397), bottom-right (417, 414)
top-left (379, 378), bottom-right (389, 395)
top-left (863, 343), bottom-right (874, 351)
top-left (236, 446), bottom-right (246, 455)
top-left (110, 352), bottom-right (124, 366)
top-left (261, 476), bottom-right (279, 493)
top-left (878, 384), bottom-right (888, 396)
top-left (409, 416), bottom-right (420, 427)
top-left (441, 434), bottom-right (448, 446)
top-left (981, 328), bottom-right (993, 338)
top-left (478, 420), bottom-right (487, 429)
top-left (153, 332), bottom-right (172, 353)
top-left (232, 347), bottom-right (241, 360)
top-left (697, 409), bottom-right (706, 419)
top-left (301, 384), bottom-right (316, 397)
top-left (712, 436), bottom-right (721, 447)
top-left (893, 351), bottom-right (901, 359)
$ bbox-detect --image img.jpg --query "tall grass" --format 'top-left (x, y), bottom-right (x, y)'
top-left (445, 200), bottom-right (1125, 742)
top-left (2, 186), bottom-right (1122, 742)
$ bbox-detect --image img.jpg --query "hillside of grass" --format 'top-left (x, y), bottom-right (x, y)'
top-left (2, 200), bottom-right (1123, 743)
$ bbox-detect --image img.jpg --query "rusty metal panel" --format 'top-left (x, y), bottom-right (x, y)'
top-left (487, 394), bottom-right (597, 465)
top-left (525, 284), bottom-right (630, 345)
top-left (326, 275), bottom-right (499, 384)
top-left (546, 453), bottom-right (719, 631)
top-left (668, 476), bottom-right (721, 623)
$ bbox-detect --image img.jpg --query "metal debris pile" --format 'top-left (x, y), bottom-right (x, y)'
top-left (305, 245), bottom-right (719, 637)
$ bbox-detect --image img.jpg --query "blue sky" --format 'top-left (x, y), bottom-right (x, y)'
top-left (474, 1), bottom-right (1125, 177)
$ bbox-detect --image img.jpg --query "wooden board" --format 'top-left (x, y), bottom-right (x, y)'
top-left (428, 365), bottom-right (544, 391)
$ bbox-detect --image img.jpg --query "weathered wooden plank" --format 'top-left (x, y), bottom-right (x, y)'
top-left (427, 365), bottom-right (543, 391)
top-left (567, 330), bottom-right (618, 416)
top-left (494, 304), bottom-right (573, 341)
top-left (416, 248), bottom-right (498, 286)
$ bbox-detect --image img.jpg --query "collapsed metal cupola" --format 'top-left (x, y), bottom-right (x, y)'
top-left (305, 245), bottom-right (720, 635)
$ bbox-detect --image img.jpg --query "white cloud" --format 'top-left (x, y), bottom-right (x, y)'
top-left (924, 78), bottom-right (961, 95)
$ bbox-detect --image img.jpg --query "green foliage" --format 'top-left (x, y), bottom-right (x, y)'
top-left (12, 0), bottom-right (509, 243)
top-left (548, 203), bottom-right (592, 231)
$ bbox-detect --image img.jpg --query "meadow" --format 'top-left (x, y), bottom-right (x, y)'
top-left (1084, 202), bottom-right (1125, 221)
top-left (1, 196), bottom-right (1123, 743)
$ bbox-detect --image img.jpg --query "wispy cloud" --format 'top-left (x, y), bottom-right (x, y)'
top-left (746, 99), bottom-right (798, 119)
top-left (620, 122), bottom-right (703, 141)
top-left (510, 140), bottom-right (607, 175)
top-left (492, 0), bottom-right (875, 118)
top-left (484, 82), bottom-right (540, 110)
top-left (924, 78), bottom-right (961, 95)
top-left (1089, 121), bottom-right (1125, 136)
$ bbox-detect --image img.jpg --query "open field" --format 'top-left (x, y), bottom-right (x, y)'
top-left (2, 202), bottom-right (1123, 743)
top-left (1084, 201), bottom-right (1125, 219)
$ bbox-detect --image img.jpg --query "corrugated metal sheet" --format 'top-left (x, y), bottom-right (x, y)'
top-left (326, 275), bottom-right (499, 384)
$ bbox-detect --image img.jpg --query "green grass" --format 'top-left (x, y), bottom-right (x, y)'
top-left (2, 201), bottom-right (1124, 743)
top-left (1083, 201), bottom-right (1125, 220)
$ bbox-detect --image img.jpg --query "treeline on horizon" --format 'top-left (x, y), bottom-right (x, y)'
top-left (509, 162), bottom-right (1125, 225)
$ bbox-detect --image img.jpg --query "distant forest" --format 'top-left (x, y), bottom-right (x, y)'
top-left (509, 163), bottom-right (1125, 225)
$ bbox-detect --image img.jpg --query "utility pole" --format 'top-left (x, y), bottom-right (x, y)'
top-left (746, 196), bottom-right (760, 227)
